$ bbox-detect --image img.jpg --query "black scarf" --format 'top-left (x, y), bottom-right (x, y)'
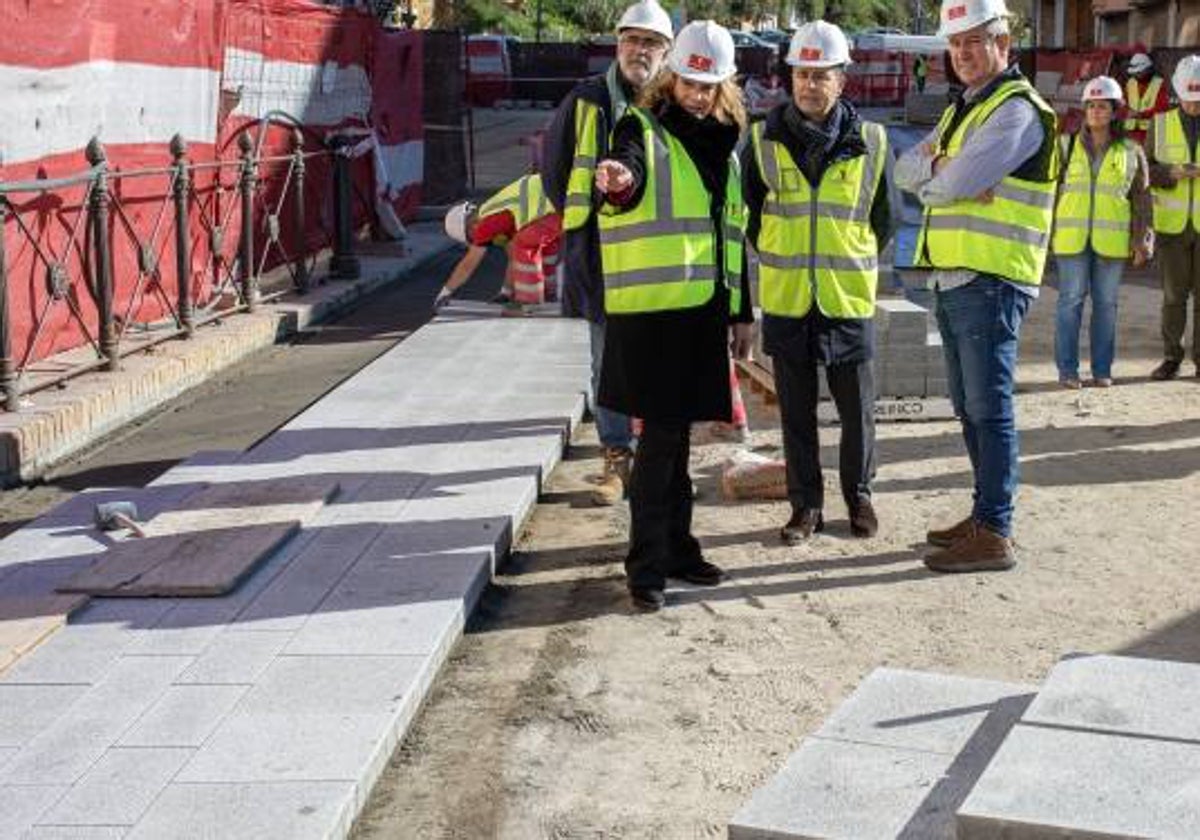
top-left (783, 98), bottom-right (847, 185)
top-left (657, 102), bottom-right (740, 200)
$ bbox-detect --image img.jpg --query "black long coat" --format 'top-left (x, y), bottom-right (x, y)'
top-left (596, 102), bottom-right (753, 424)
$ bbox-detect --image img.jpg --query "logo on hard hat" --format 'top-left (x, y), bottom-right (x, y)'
top-left (799, 47), bottom-right (823, 60)
top-left (947, 4), bottom-right (967, 19)
top-left (1190, 83), bottom-right (1200, 93)
top-left (687, 53), bottom-right (714, 72)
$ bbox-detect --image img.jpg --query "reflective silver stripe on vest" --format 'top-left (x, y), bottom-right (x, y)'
top-left (758, 252), bottom-right (879, 272)
top-left (572, 154), bottom-right (597, 169)
top-left (763, 199), bottom-right (856, 220)
top-left (1054, 219), bottom-right (1129, 232)
top-left (600, 217), bottom-right (713, 244)
top-left (926, 215), bottom-right (1050, 246)
top-left (604, 264), bottom-right (717, 289)
top-left (565, 194), bottom-right (592, 209)
top-left (991, 181), bottom-right (1055, 209)
top-left (1155, 197), bottom-right (1189, 210)
top-left (645, 120), bottom-right (674, 220)
top-left (855, 124), bottom-right (884, 219)
top-left (725, 223), bottom-right (744, 244)
top-left (758, 125), bottom-right (783, 191)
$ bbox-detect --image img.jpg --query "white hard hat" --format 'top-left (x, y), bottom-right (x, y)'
top-left (786, 21), bottom-right (852, 68)
top-left (1173, 54), bottom-right (1200, 103)
top-left (1082, 75), bottom-right (1123, 104)
top-left (668, 20), bottom-right (737, 84)
top-left (1128, 52), bottom-right (1153, 74)
top-left (444, 200), bottom-right (475, 245)
top-left (616, 0), bottom-right (674, 42)
top-left (937, 0), bottom-right (1011, 38)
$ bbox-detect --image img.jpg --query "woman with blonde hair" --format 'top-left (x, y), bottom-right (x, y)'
top-left (593, 20), bottom-right (754, 611)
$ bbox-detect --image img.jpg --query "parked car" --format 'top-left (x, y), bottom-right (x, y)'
top-left (753, 29), bottom-right (792, 47)
top-left (730, 30), bottom-right (773, 49)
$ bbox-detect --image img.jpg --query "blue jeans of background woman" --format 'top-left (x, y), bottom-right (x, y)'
top-left (1054, 249), bottom-right (1123, 381)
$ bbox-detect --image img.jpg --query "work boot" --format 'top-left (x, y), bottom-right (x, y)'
top-left (1150, 359), bottom-right (1181, 380)
top-left (590, 446), bottom-right (632, 507)
top-left (924, 523), bottom-right (1016, 573)
top-left (629, 586), bottom-right (666, 611)
top-left (848, 499), bottom-right (879, 538)
top-left (669, 557), bottom-right (726, 586)
top-left (926, 515), bottom-right (975, 548)
top-left (780, 508), bottom-right (823, 545)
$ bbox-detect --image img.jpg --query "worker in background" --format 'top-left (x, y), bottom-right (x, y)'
top-left (542, 0), bottom-right (674, 507)
top-left (436, 173), bottom-right (561, 309)
top-left (1144, 54), bottom-right (1200, 381)
top-left (1123, 52), bottom-right (1169, 147)
top-left (1052, 76), bottom-right (1152, 390)
top-left (594, 21), bottom-right (753, 611)
top-left (743, 21), bottom-right (892, 546)
top-left (896, 0), bottom-right (1059, 573)
top-left (913, 53), bottom-right (929, 94)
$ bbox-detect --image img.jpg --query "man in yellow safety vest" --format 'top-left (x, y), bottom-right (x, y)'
top-left (896, 0), bottom-right (1059, 573)
top-left (742, 21), bottom-right (893, 545)
top-left (1123, 52), bottom-right (1169, 147)
top-left (1144, 54), bottom-right (1200, 381)
top-left (542, 0), bottom-right (674, 507)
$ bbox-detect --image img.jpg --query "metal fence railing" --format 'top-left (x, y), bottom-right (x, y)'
top-left (0, 116), bottom-right (367, 412)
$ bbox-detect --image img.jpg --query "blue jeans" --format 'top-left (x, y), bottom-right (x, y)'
top-left (1054, 250), bottom-right (1123, 380)
top-left (589, 321), bottom-right (633, 449)
top-left (935, 278), bottom-right (1032, 538)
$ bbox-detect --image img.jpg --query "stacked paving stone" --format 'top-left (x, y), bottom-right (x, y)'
top-left (730, 654), bottom-right (1200, 839)
top-left (871, 297), bottom-right (947, 400)
top-left (0, 315), bottom-right (589, 838)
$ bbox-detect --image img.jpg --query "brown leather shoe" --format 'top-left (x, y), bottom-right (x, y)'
top-left (848, 499), bottom-right (878, 538)
top-left (925, 523), bottom-right (1016, 573)
top-left (1150, 359), bottom-right (1181, 381)
top-left (781, 508), bottom-right (824, 545)
top-left (590, 446), bottom-right (633, 507)
top-left (926, 515), bottom-right (975, 548)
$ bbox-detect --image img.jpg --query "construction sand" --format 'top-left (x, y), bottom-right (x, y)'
top-left (353, 278), bottom-right (1200, 839)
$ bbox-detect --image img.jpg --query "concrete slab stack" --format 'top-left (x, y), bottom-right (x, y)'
top-left (731, 654), bottom-right (1200, 839)
top-left (873, 297), bottom-right (945, 399)
top-left (0, 313), bottom-right (590, 838)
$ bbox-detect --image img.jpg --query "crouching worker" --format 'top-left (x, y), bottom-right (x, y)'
top-left (436, 173), bottom-right (562, 308)
top-left (594, 20), bottom-right (754, 611)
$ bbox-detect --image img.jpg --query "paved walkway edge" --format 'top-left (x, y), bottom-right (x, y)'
top-left (0, 232), bottom-right (454, 486)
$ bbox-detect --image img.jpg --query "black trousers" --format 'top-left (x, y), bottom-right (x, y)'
top-left (772, 353), bottom-right (876, 512)
top-left (625, 420), bottom-right (702, 589)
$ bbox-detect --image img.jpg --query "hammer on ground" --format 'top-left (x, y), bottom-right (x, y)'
top-left (93, 501), bottom-right (147, 538)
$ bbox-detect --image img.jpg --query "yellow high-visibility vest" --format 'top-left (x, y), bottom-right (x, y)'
top-left (750, 119), bottom-right (887, 319)
top-left (915, 78), bottom-right (1060, 285)
top-left (1150, 109), bottom-right (1200, 234)
top-left (562, 99), bottom-right (601, 231)
top-left (478, 173), bottom-right (554, 241)
top-left (598, 108), bottom-right (745, 315)
top-left (1124, 76), bottom-right (1163, 134)
top-left (1052, 134), bottom-right (1136, 259)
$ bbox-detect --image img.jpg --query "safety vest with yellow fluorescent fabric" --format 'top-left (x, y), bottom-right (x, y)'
top-left (1150, 108), bottom-right (1200, 234)
top-left (1052, 134), bottom-right (1136, 259)
top-left (751, 119), bottom-right (887, 318)
top-left (597, 108), bottom-right (745, 315)
top-left (478, 173), bottom-right (555, 243)
top-left (915, 78), bottom-right (1060, 285)
top-left (1124, 75), bottom-right (1163, 135)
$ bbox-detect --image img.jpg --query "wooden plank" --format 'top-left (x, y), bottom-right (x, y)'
top-left (736, 359), bottom-right (779, 406)
top-left (59, 522), bottom-right (301, 598)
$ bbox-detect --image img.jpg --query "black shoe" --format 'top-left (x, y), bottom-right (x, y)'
top-left (849, 499), bottom-right (879, 538)
top-left (630, 586), bottom-right (665, 611)
top-left (1150, 359), bottom-right (1181, 380)
top-left (669, 558), bottom-right (726, 587)
top-left (781, 508), bottom-right (823, 545)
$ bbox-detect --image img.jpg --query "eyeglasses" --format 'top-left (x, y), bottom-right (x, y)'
top-left (619, 34), bottom-right (668, 52)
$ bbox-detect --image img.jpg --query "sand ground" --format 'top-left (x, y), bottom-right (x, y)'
top-left (352, 278), bottom-right (1200, 839)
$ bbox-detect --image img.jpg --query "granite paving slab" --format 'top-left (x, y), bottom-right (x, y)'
top-left (34, 746), bottom-right (193, 827)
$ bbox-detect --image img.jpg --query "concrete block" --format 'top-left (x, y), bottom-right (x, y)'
top-left (0, 784), bottom-right (69, 838)
top-left (1023, 653), bottom-right (1200, 742)
top-left (117, 685), bottom-right (249, 747)
top-left (125, 780), bottom-right (356, 840)
top-left (729, 737), bottom-right (957, 839)
top-left (0, 684), bottom-right (89, 748)
top-left (175, 711), bottom-right (394, 784)
top-left (957, 724), bottom-right (1200, 839)
top-left (174, 631), bottom-right (291, 685)
top-left (0, 656), bottom-right (191, 784)
top-left (815, 668), bottom-right (1037, 756)
top-left (36, 746), bottom-right (193, 826)
top-left (236, 655), bottom-right (424, 716)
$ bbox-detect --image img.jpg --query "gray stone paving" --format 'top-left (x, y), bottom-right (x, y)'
top-left (0, 314), bottom-right (589, 838)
